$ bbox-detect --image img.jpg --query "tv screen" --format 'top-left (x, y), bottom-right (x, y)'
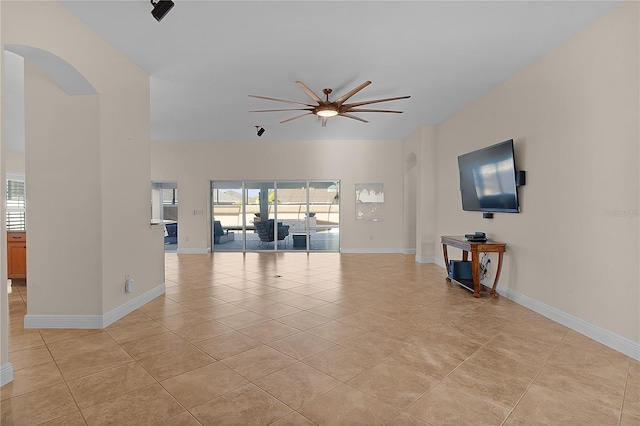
top-left (458, 139), bottom-right (520, 213)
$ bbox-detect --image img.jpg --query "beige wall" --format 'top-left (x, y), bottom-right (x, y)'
top-left (2, 1), bottom-right (164, 322)
top-left (24, 62), bottom-right (102, 315)
top-left (0, 0), bottom-right (9, 384)
top-left (403, 125), bottom-right (437, 262)
top-left (403, 129), bottom-right (420, 254)
top-left (151, 139), bottom-right (405, 252)
top-left (4, 151), bottom-right (24, 175)
top-left (430, 2), bottom-right (639, 346)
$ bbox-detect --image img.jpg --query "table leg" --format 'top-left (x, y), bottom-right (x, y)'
top-left (490, 251), bottom-right (504, 298)
top-left (471, 252), bottom-right (480, 298)
top-left (462, 250), bottom-right (468, 261)
top-left (442, 244), bottom-right (451, 282)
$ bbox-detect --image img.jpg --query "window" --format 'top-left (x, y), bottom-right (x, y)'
top-left (6, 176), bottom-right (26, 231)
top-left (151, 181), bottom-right (178, 223)
top-left (162, 188), bottom-right (177, 205)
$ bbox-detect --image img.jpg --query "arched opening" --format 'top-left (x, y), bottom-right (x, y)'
top-left (5, 44), bottom-right (97, 96)
top-left (3, 44), bottom-right (103, 325)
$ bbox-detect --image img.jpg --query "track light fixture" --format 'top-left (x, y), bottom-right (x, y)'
top-left (255, 126), bottom-right (265, 137)
top-left (151, 0), bottom-right (174, 22)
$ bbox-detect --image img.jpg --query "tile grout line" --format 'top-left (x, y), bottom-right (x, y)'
top-left (499, 328), bottom-right (569, 426)
top-left (617, 357), bottom-right (632, 426)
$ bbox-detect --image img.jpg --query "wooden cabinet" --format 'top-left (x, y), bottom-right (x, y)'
top-left (7, 231), bottom-right (26, 280)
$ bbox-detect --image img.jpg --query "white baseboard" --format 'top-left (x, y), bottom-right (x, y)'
top-left (177, 247), bottom-right (209, 254)
top-left (24, 283), bottom-right (165, 329)
top-left (434, 258), bottom-right (446, 268)
top-left (1, 363), bottom-right (14, 386)
top-left (428, 263), bottom-right (639, 360)
top-left (102, 283), bottom-right (166, 327)
top-left (24, 314), bottom-right (103, 329)
top-left (403, 248), bottom-right (417, 255)
top-left (497, 284), bottom-right (640, 361)
top-left (415, 256), bottom-right (435, 264)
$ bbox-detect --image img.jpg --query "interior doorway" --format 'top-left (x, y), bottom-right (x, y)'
top-left (151, 181), bottom-right (178, 252)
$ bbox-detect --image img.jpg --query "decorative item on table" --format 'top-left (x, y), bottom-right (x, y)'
top-left (464, 232), bottom-right (487, 242)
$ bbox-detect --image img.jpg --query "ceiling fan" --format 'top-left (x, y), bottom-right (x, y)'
top-left (249, 81), bottom-right (410, 127)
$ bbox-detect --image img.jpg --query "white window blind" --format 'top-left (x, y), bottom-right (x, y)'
top-left (6, 178), bottom-right (26, 231)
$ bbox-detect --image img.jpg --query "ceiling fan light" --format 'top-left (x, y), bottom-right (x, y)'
top-left (316, 108), bottom-right (338, 118)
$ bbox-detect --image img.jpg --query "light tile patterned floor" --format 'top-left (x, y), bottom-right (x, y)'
top-left (1, 253), bottom-right (638, 425)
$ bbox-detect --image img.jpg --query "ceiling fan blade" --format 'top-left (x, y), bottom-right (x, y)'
top-left (346, 108), bottom-right (404, 113)
top-left (344, 95), bottom-right (411, 108)
top-left (335, 81), bottom-right (372, 105)
top-left (339, 113), bottom-right (369, 123)
top-left (280, 112), bottom-right (314, 124)
top-left (295, 81), bottom-right (323, 103)
top-left (250, 108), bottom-right (313, 113)
top-left (248, 94), bottom-right (314, 107)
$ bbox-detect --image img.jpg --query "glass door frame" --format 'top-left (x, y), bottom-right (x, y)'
top-left (211, 180), bottom-right (340, 253)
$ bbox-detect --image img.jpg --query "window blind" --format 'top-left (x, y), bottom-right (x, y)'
top-left (6, 179), bottom-right (26, 231)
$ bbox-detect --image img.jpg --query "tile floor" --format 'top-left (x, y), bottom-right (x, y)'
top-left (1, 253), bottom-right (638, 425)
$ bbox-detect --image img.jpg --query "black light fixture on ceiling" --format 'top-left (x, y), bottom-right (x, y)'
top-left (255, 126), bottom-right (266, 137)
top-left (151, 0), bottom-right (174, 22)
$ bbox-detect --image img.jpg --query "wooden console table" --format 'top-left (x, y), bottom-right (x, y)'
top-left (441, 236), bottom-right (505, 298)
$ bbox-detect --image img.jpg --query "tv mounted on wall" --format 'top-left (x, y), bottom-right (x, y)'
top-left (458, 139), bottom-right (520, 214)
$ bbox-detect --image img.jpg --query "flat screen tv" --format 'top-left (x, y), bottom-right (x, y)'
top-left (458, 139), bottom-right (520, 213)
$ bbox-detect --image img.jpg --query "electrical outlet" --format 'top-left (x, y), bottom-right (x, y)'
top-left (125, 276), bottom-right (134, 293)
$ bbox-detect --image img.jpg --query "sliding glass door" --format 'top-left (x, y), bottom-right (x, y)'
top-left (211, 181), bottom-right (244, 251)
top-left (309, 181), bottom-right (340, 251)
top-left (276, 181), bottom-right (310, 250)
top-left (245, 182), bottom-right (277, 251)
top-left (211, 180), bottom-right (339, 252)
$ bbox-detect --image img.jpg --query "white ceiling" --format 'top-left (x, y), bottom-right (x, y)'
top-left (48, 1), bottom-right (619, 142)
